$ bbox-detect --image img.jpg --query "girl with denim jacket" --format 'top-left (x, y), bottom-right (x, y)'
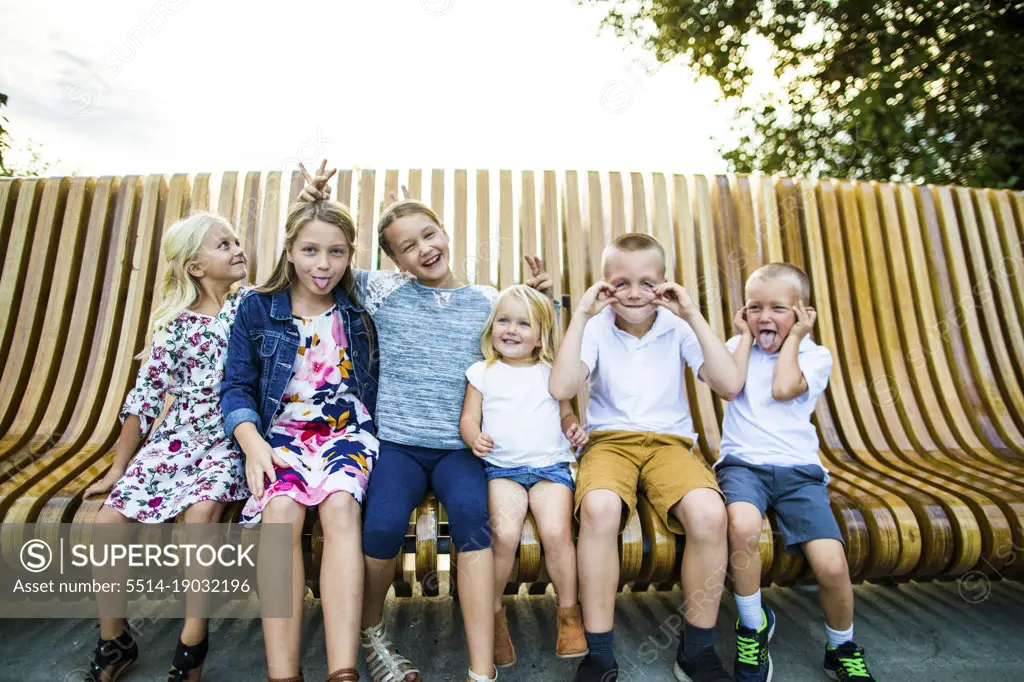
top-left (221, 200), bottom-right (379, 682)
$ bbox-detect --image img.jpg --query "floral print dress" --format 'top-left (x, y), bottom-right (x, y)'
top-left (240, 305), bottom-right (379, 523)
top-left (106, 289), bottom-right (250, 522)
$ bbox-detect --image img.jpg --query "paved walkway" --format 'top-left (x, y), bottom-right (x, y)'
top-left (3, 579), bottom-right (1021, 681)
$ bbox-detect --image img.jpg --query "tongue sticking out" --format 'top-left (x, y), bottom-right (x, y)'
top-left (758, 330), bottom-right (777, 348)
top-left (313, 277), bottom-right (331, 290)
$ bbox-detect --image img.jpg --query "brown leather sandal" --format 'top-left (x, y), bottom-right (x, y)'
top-left (326, 669), bottom-right (359, 681)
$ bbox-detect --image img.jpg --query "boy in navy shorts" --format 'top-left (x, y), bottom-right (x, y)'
top-left (717, 263), bottom-right (876, 682)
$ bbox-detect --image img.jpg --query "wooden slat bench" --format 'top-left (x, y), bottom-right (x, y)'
top-left (1, 170), bottom-right (1022, 596)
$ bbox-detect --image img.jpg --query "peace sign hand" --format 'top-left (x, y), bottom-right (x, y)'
top-left (298, 160), bottom-right (336, 202)
top-left (524, 255), bottom-right (554, 300)
top-left (387, 185), bottom-right (411, 205)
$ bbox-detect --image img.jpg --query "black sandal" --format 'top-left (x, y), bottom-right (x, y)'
top-left (85, 626), bottom-right (138, 681)
top-left (167, 634), bottom-right (209, 682)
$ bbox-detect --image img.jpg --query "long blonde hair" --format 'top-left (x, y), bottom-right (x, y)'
top-left (150, 211), bottom-right (236, 334)
top-left (480, 285), bottom-right (559, 366)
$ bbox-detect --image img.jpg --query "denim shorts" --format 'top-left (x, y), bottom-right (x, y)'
top-left (716, 455), bottom-right (843, 555)
top-left (485, 461), bottom-right (574, 492)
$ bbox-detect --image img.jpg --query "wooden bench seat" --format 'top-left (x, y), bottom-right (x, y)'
top-left (1, 170), bottom-right (1021, 593)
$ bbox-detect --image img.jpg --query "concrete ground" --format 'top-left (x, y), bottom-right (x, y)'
top-left (2, 579), bottom-right (1022, 681)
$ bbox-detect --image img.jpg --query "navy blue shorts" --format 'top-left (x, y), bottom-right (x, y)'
top-left (716, 455), bottom-right (843, 555)
top-left (485, 461), bottom-right (574, 492)
top-left (362, 440), bottom-right (490, 559)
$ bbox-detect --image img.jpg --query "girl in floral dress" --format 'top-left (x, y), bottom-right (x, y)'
top-left (81, 211), bottom-right (252, 682)
top-left (221, 200), bottom-right (379, 682)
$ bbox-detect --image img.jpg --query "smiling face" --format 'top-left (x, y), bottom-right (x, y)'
top-left (286, 218), bottom-right (352, 299)
top-left (385, 213), bottom-right (452, 286)
top-left (490, 295), bottom-right (538, 364)
top-left (190, 222), bottom-right (248, 283)
top-left (603, 247), bottom-right (666, 326)
top-left (744, 276), bottom-right (801, 353)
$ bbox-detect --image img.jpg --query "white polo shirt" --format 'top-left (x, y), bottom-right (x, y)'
top-left (716, 334), bottom-right (833, 475)
top-left (581, 306), bottom-right (705, 442)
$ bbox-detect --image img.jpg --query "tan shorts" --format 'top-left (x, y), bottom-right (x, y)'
top-left (574, 430), bottom-right (723, 535)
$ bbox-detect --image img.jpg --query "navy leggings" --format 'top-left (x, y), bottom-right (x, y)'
top-left (362, 440), bottom-right (491, 559)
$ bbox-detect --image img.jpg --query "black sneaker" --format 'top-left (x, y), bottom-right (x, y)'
top-left (674, 645), bottom-right (731, 682)
top-left (734, 607), bottom-right (775, 682)
top-left (574, 653), bottom-right (618, 682)
top-left (823, 641), bottom-right (875, 681)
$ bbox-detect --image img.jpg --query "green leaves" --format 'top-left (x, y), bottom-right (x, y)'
top-left (586, 0), bottom-right (1024, 189)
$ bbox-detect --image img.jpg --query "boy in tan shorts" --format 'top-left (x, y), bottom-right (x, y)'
top-left (550, 233), bottom-right (745, 682)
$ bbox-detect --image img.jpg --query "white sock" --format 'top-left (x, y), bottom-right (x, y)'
top-left (826, 624), bottom-right (853, 649)
top-left (734, 590), bottom-right (763, 630)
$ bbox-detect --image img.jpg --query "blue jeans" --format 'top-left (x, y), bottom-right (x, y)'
top-left (362, 440), bottom-right (490, 559)
top-left (485, 461), bottom-right (575, 492)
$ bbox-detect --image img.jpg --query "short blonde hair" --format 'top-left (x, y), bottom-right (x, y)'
top-left (480, 285), bottom-right (559, 367)
top-left (746, 263), bottom-right (811, 302)
top-left (601, 232), bottom-right (667, 278)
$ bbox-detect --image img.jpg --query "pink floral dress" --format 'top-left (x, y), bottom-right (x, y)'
top-left (106, 288), bottom-right (250, 522)
top-left (240, 305), bottom-right (379, 523)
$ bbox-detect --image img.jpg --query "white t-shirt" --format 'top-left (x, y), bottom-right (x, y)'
top-left (716, 335), bottom-right (833, 475)
top-left (465, 360), bottom-right (575, 469)
top-left (581, 307), bottom-right (705, 442)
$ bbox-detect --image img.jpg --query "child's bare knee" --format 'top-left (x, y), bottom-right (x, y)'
top-left (726, 509), bottom-right (762, 552)
top-left (536, 518), bottom-right (573, 547)
top-left (815, 554), bottom-right (850, 587)
top-left (262, 496), bottom-right (305, 529)
top-left (580, 492), bottom-right (622, 535)
top-left (492, 523), bottom-right (524, 553)
top-left (182, 500), bottom-right (222, 524)
top-left (679, 500), bottom-right (727, 544)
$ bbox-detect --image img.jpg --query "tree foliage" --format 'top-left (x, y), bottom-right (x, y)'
top-left (0, 94), bottom-right (53, 178)
top-left (588, 1), bottom-right (1024, 188)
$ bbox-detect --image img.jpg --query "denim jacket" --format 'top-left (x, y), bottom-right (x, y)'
top-left (221, 287), bottom-right (379, 446)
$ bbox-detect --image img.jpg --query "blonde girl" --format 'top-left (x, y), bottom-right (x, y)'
top-left (82, 211), bottom-right (252, 682)
top-left (459, 285), bottom-right (588, 669)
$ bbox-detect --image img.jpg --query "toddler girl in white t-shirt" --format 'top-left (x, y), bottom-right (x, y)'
top-left (459, 283), bottom-right (589, 668)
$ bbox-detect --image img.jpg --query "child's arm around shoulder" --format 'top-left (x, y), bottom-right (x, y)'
top-left (772, 301), bottom-right (830, 401)
top-left (549, 281), bottom-right (614, 400)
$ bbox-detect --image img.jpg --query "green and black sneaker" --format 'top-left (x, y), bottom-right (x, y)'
top-left (734, 606), bottom-right (774, 682)
top-left (823, 641), bottom-right (875, 681)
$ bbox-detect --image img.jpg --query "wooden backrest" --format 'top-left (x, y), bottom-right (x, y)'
top-left (0, 171), bottom-right (1021, 587)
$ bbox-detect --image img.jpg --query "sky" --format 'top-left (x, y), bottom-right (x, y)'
top-left (0, 0), bottom-right (737, 177)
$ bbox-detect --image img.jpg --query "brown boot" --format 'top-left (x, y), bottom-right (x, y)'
top-left (493, 606), bottom-right (516, 668)
top-left (555, 604), bottom-right (588, 658)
